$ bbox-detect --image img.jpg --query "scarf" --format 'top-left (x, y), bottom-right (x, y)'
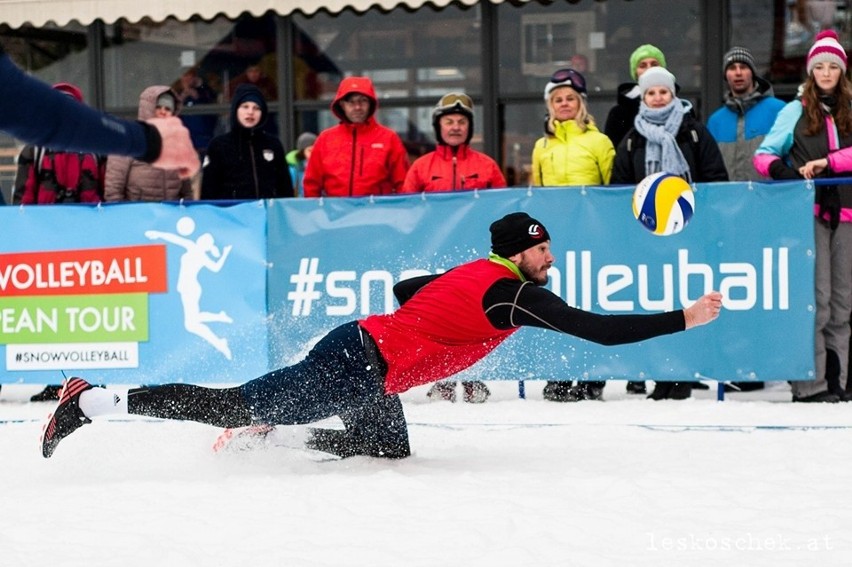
top-left (724, 76), bottom-right (774, 116)
top-left (634, 99), bottom-right (691, 180)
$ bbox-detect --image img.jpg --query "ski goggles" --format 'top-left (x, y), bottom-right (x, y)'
top-left (548, 68), bottom-right (586, 95)
top-left (435, 92), bottom-right (474, 114)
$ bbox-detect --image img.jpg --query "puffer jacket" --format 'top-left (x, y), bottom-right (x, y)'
top-left (400, 144), bottom-right (506, 192)
top-left (15, 145), bottom-right (102, 204)
top-left (532, 119), bottom-right (614, 186)
top-left (104, 85), bottom-right (193, 202)
top-left (201, 84), bottom-right (293, 200)
top-left (303, 77), bottom-right (409, 197)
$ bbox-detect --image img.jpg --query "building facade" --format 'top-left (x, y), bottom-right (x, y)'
top-left (0, 0), bottom-right (848, 192)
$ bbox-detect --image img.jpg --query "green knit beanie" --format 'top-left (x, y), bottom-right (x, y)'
top-left (629, 44), bottom-right (667, 80)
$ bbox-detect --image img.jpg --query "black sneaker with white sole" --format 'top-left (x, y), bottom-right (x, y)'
top-left (41, 378), bottom-right (94, 458)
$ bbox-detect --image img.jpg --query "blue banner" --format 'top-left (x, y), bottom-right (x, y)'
top-left (0, 181), bottom-right (814, 384)
top-left (268, 182), bottom-right (815, 383)
top-left (0, 201), bottom-right (268, 384)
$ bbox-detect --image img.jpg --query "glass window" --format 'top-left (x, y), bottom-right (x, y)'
top-left (497, 0), bottom-right (701, 186)
top-left (101, 14), bottom-right (278, 155)
top-left (730, 0), bottom-right (852, 90)
top-left (0, 22), bottom-right (91, 86)
top-left (294, 6), bottom-right (482, 100)
top-left (498, 0), bottom-right (703, 96)
top-left (102, 14), bottom-right (279, 109)
top-left (293, 4), bottom-right (483, 155)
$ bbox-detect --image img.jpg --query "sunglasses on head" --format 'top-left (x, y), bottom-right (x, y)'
top-left (549, 68), bottom-right (586, 91)
top-left (436, 92), bottom-right (474, 113)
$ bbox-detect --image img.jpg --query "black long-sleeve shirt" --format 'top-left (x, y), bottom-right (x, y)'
top-left (394, 271), bottom-right (685, 347)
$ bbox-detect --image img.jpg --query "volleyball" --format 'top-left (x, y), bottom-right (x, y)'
top-left (632, 172), bottom-right (695, 236)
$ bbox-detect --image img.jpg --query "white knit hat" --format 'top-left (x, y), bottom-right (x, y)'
top-left (638, 67), bottom-right (676, 96)
top-left (807, 30), bottom-right (848, 75)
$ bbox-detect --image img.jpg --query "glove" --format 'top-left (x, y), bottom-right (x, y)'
top-left (768, 159), bottom-right (801, 180)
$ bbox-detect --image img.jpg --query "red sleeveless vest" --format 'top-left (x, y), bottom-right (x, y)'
top-left (359, 259), bottom-right (519, 394)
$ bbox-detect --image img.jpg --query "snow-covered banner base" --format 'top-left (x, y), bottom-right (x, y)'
top-left (0, 182), bottom-right (814, 384)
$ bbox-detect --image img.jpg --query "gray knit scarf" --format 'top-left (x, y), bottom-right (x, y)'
top-left (634, 99), bottom-right (691, 180)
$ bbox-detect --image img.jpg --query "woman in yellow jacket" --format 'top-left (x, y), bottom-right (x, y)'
top-left (532, 68), bottom-right (615, 187)
top-left (532, 68), bottom-right (619, 403)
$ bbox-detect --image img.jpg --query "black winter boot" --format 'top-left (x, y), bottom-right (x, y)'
top-left (647, 382), bottom-right (692, 400)
top-left (543, 381), bottom-right (573, 402)
top-left (826, 349), bottom-right (843, 397)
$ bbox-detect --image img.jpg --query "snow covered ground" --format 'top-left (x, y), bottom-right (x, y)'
top-left (2, 380), bottom-right (852, 567)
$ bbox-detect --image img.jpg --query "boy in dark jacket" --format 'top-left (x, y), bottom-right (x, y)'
top-left (201, 84), bottom-right (294, 200)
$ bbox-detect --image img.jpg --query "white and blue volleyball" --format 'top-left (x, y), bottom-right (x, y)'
top-left (632, 172), bottom-right (695, 236)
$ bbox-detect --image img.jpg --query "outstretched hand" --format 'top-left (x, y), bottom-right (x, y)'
top-left (147, 117), bottom-right (201, 178)
top-left (684, 291), bottom-right (723, 329)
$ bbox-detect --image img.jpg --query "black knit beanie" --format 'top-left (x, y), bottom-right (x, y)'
top-left (490, 212), bottom-right (550, 258)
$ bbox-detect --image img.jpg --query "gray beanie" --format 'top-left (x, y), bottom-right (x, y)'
top-left (296, 132), bottom-right (317, 151)
top-left (722, 46), bottom-right (757, 76)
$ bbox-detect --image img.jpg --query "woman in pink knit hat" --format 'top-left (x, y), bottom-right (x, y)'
top-left (754, 30), bottom-right (852, 403)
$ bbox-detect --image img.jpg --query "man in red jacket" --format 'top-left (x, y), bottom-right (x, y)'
top-left (401, 92), bottom-right (506, 193)
top-left (42, 213), bottom-right (723, 460)
top-left (401, 92), bottom-right (508, 404)
top-left (303, 77), bottom-right (409, 197)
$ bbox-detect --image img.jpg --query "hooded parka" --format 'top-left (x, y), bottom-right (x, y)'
top-left (303, 77), bottom-right (409, 197)
top-left (104, 86), bottom-right (193, 202)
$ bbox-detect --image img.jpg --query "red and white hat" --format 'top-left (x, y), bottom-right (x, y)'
top-left (807, 30), bottom-right (847, 75)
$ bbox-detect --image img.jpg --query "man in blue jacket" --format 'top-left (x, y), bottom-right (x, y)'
top-left (707, 47), bottom-right (783, 393)
top-left (707, 46), bottom-right (785, 182)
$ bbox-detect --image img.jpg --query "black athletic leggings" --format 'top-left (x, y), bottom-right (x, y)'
top-left (128, 384), bottom-right (252, 428)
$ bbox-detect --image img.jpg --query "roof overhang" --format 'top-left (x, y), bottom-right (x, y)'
top-left (1, 0), bottom-right (524, 28)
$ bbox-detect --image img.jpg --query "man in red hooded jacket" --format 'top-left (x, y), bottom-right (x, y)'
top-left (303, 77), bottom-right (409, 197)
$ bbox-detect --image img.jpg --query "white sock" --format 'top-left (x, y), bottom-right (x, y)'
top-left (78, 387), bottom-right (129, 418)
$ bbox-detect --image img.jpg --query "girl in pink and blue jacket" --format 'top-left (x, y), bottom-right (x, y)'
top-left (753, 30), bottom-right (852, 403)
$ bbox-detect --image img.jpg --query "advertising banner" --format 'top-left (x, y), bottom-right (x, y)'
top-left (0, 182), bottom-right (814, 384)
top-left (0, 201), bottom-right (268, 384)
top-left (268, 182), bottom-right (815, 384)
